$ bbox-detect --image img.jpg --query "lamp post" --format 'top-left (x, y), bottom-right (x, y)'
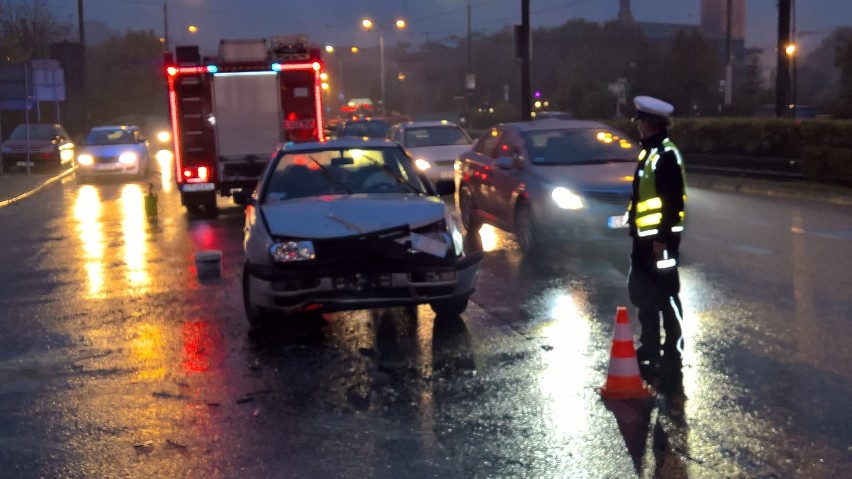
top-left (361, 17), bottom-right (406, 114)
top-left (324, 45), bottom-right (359, 112)
top-left (786, 42), bottom-right (797, 117)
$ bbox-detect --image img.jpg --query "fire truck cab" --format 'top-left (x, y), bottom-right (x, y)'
top-left (165, 35), bottom-right (324, 215)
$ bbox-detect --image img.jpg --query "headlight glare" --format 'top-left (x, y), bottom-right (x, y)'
top-left (77, 154), bottom-right (94, 166)
top-left (118, 152), bottom-right (138, 164)
top-left (269, 241), bottom-right (316, 262)
top-left (552, 187), bottom-right (584, 210)
top-left (156, 130), bottom-right (171, 143)
top-left (414, 158), bottom-right (431, 171)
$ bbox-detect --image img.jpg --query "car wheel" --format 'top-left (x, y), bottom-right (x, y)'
top-left (514, 203), bottom-right (541, 254)
top-left (458, 186), bottom-right (480, 233)
top-left (430, 295), bottom-right (470, 317)
top-left (243, 263), bottom-right (272, 329)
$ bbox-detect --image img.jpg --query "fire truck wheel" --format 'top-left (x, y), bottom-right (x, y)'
top-left (186, 192), bottom-right (218, 218)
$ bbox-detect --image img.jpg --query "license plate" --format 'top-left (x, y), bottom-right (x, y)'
top-left (607, 215), bottom-right (627, 229)
top-left (439, 170), bottom-right (455, 179)
top-left (181, 182), bottom-right (215, 192)
top-left (94, 163), bottom-right (120, 171)
top-left (16, 161), bottom-right (34, 167)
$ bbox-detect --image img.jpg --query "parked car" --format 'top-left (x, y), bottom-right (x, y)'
top-left (75, 125), bottom-right (152, 181)
top-left (455, 118), bottom-right (640, 254)
top-left (387, 120), bottom-right (473, 193)
top-left (1, 123), bottom-right (75, 172)
top-left (238, 137), bottom-right (482, 329)
top-left (334, 118), bottom-right (392, 139)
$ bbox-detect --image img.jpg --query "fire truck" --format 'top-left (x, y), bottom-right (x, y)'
top-left (164, 35), bottom-right (324, 215)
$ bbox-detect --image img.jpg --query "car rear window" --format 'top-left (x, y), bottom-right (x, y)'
top-left (403, 126), bottom-right (471, 147)
top-left (336, 121), bottom-right (390, 139)
top-left (523, 128), bottom-right (638, 165)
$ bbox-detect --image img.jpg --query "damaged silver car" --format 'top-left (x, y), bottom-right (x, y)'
top-left (239, 138), bottom-right (482, 328)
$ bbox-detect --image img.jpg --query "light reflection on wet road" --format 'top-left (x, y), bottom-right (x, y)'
top-left (0, 170), bottom-right (849, 478)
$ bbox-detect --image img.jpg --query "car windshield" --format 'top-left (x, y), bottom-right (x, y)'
top-left (523, 128), bottom-right (639, 165)
top-left (86, 129), bottom-right (135, 145)
top-left (9, 124), bottom-right (61, 140)
top-left (336, 120), bottom-right (390, 138)
top-left (403, 126), bottom-right (472, 147)
top-left (263, 147), bottom-right (427, 202)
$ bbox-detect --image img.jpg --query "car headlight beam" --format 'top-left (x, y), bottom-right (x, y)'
top-left (77, 154), bottom-right (94, 166)
top-left (414, 158), bottom-right (431, 171)
top-left (551, 187), bottom-right (584, 210)
top-left (118, 152), bottom-right (139, 164)
top-left (269, 240), bottom-right (316, 263)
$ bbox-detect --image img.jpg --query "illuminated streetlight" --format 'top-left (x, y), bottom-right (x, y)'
top-left (785, 43), bottom-right (796, 56)
top-left (187, 25), bottom-right (198, 34)
top-left (350, 46), bottom-right (359, 54)
top-left (361, 17), bottom-right (406, 114)
top-left (325, 45), bottom-right (335, 53)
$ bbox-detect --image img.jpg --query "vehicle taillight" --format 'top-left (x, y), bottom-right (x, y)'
top-left (182, 166), bottom-right (210, 182)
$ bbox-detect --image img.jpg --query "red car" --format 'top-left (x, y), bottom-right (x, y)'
top-left (1, 123), bottom-right (75, 172)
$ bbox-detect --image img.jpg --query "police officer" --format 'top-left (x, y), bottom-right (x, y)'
top-left (626, 96), bottom-right (687, 404)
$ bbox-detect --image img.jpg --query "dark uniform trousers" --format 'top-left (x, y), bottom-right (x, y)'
top-left (628, 236), bottom-right (684, 395)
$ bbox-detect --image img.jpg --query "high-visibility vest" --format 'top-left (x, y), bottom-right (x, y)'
top-left (633, 138), bottom-right (686, 238)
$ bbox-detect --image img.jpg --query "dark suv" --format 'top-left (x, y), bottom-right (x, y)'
top-left (1, 123), bottom-right (75, 172)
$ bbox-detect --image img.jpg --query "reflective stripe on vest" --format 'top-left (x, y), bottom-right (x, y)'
top-left (634, 138), bottom-right (686, 238)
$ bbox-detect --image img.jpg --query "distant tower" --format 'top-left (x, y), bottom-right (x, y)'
top-left (700, 0), bottom-right (746, 40)
top-left (618, 0), bottom-right (634, 23)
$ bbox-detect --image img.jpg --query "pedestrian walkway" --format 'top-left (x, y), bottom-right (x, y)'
top-left (0, 167), bottom-right (76, 207)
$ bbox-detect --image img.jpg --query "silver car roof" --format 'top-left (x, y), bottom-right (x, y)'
top-left (275, 137), bottom-right (399, 153)
top-left (498, 118), bottom-right (609, 132)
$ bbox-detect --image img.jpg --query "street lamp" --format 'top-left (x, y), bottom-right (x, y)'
top-left (361, 17), bottom-right (406, 114)
top-left (323, 44), bottom-right (359, 112)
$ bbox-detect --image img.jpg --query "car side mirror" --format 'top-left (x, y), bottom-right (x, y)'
top-left (232, 189), bottom-right (255, 206)
top-left (495, 156), bottom-right (514, 170)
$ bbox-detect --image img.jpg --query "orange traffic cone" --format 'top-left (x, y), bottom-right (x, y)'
top-left (599, 307), bottom-right (655, 399)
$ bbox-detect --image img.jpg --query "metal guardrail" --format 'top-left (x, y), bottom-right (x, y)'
top-left (685, 153), bottom-right (803, 179)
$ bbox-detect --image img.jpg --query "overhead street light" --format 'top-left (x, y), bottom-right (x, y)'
top-left (361, 17), bottom-right (406, 114)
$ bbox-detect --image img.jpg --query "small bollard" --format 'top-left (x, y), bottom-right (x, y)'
top-left (195, 250), bottom-right (222, 280)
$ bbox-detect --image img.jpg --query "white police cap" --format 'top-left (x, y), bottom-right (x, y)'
top-left (633, 95), bottom-right (674, 120)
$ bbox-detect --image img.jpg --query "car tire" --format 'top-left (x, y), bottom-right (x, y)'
top-left (458, 186), bottom-right (480, 234)
top-left (243, 263), bottom-right (272, 330)
top-left (514, 203), bottom-right (542, 254)
top-left (430, 295), bottom-right (470, 317)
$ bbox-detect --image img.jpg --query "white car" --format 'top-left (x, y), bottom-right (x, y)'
top-left (387, 120), bottom-right (473, 193)
top-left (238, 138), bottom-right (482, 329)
top-left (75, 125), bottom-right (152, 181)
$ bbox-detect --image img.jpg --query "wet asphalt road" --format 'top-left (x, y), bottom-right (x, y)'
top-left (0, 164), bottom-right (850, 478)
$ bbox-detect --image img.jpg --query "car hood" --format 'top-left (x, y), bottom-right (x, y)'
top-left (260, 194), bottom-right (447, 238)
top-left (530, 161), bottom-right (636, 192)
top-left (406, 144), bottom-right (471, 161)
top-left (3, 139), bottom-right (54, 149)
top-left (79, 144), bottom-right (143, 156)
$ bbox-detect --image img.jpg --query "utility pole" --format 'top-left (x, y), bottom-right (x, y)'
top-left (163, 1), bottom-right (169, 49)
top-left (776, 0), bottom-right (792, 118)
top-left (724, 0), bottom-right (733, 108)
top-left (520, 0), bottom-right (531, 121)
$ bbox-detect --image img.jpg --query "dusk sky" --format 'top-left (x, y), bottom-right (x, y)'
top-left (49, 0), bottom-right (852, 55)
